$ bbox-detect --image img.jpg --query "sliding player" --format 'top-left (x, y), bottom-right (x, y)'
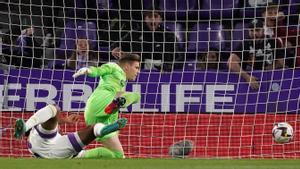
top-left (14, 104), bottom-right (127, 159)
top-left (72, 53), bottom-right (141, 158)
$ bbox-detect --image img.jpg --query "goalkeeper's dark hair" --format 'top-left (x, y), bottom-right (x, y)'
top-left (118, 53), bottom-right (141, 64)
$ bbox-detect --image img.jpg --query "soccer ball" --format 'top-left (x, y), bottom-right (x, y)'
top-left (272, 122), bottom-right (294, 143)
top-left (168, 140), bottom-right (193, 158)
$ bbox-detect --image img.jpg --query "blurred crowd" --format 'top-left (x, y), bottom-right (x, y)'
top-left (0, 0), bottom-right (299, 77)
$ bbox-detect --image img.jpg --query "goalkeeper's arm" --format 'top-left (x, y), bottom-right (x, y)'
top-left (72, 67), bottom-right (91, 78)
top-left (72, 64), bottom-right (113, 78)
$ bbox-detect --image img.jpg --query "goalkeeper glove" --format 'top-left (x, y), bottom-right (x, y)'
top-left (72, 67), bottom-right (91, 78)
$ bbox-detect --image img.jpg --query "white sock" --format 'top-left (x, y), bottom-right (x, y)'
top-left (25, 105), bottom-right (57, 132)
top-left (93, 123), bottom-right (105, 137)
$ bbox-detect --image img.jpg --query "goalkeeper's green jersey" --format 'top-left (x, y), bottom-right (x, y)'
top-left (88, 62), bottom-right (127, 93)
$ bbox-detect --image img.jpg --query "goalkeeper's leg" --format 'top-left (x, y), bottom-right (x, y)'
top-left (77, 134), bottom-right (125, 158)
top-left (79, 146), bottom-right (124, 159)
top-left (101, 135), bottom-right (125, 158)
top-left (120, 92), bottom-right (141, 108)
top-left (105, 92), bottom-right (141, 114)
top-left (74, 118), bottom-right (127, 159)
top-left (80, 147), bottom-right (116, 158)
top-left (100, 92), bottom-right (140, 158)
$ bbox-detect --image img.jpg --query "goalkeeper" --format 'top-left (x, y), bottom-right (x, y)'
top-left (73, 53), bottom-right (141, 158)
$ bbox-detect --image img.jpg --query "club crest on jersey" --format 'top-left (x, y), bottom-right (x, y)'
top-left (120, 80), bottom-right (125, 87)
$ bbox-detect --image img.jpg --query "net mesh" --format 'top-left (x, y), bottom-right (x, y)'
top-left (0, 0), bottom-right (300, 158)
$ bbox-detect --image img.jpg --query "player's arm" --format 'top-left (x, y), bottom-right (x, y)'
top-left (87, 64), bottom-right (113, 78)
top-left (72, 64), bottom-right (114, 78)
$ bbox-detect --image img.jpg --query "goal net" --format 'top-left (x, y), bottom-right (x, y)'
top-left (0, 0), bottom-right (299, 158)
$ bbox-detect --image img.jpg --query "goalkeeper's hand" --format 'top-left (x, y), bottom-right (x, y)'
top-left (72, 67), bottom-right (91, 78)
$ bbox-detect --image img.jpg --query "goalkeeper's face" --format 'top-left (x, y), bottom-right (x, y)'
top-left (124, 61), bottom-right (140, 81)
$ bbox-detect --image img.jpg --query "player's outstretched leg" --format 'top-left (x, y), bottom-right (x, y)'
top-left (100, 118), bottom-right (127, 136)
top-left (14, 119), bottom-right (26, 139)
top-left (14, 104), bottom-right (58, 139)
top-left (78, 118), bottom-right (128, 145)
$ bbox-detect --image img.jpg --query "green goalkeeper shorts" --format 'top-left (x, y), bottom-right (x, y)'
top-left (84, 89), bottom-right (119, 141)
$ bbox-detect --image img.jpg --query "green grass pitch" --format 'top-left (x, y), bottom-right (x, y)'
top-left (1, 158), bottom-right (300, 169)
